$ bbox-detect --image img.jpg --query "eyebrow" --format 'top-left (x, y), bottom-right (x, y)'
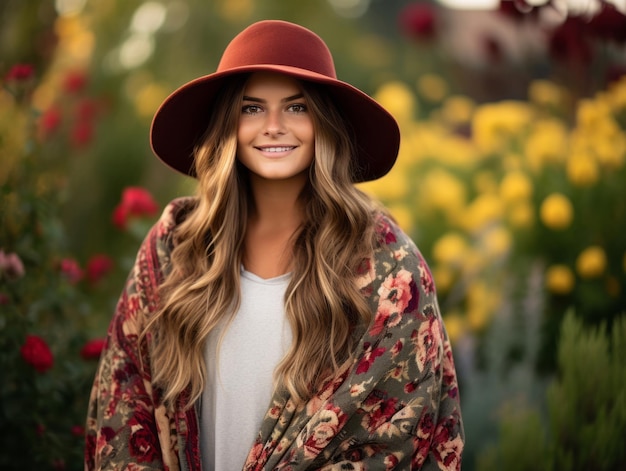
top-left (242, 93), bottom-right (304, 103)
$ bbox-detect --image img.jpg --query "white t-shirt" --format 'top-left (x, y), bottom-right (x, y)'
top-left (200, 268), bottom-right (292, 471)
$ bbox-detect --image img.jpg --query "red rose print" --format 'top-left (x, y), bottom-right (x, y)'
top-left (128, 409), bottom-right (161, 463)
top-left (20, 335), bottom-right (54, 373)
top-left (413, 315), bottom-right (442, 372)
top-left (356, 342), bottom-right (386, 374)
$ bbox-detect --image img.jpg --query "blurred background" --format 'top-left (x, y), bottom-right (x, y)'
top-left (1, 0), bottom-right (625, 469)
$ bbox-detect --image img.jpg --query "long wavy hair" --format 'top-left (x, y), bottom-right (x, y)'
top-left (144, 74), bottom-right (381, 409)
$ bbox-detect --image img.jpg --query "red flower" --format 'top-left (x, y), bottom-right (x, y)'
top-left (20, 335), bottom-right (54, 373)
top-left (71, 425), bottom-right (85, 437)
top-left (80, 338), bottom-right (106, 360)
top-left (112, 187), bottom-right (159, 229)
top-left (39, 107), bottom-right (62, 136)
top-left (86, 254), bottom-right (113, 284)
top-left (63, 70), bottom-right (88, 93)
top-left (75, 98), bottom-right (99, 120)
top-left (588, 2), bottom-right (626, 43)
top-left (70, 121), bottom-right (94, 148)
top-left (548, 17), bottom-right (593, 66)
top-left (60, 258), bottom-right (83, 284)
top-left (399, 3), bottom-right (437, 41)
top-left (5, 63), bottom-right (34, 82)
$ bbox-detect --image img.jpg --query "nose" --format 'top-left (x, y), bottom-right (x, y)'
top-left (263, 109), bottom-right (285, 136)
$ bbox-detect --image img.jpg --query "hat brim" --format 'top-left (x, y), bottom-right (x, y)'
top-left (150, 65), bottom-right (400, 182)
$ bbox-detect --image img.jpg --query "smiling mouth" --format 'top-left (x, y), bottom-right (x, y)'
top-left (256, 146), bottom-right (296, 153)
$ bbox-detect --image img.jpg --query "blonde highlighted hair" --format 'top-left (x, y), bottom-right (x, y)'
top-left (144, 75), bottom-right (380, 409)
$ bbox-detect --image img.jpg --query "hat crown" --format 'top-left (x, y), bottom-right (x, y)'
top-left (217, 20), bottom-right (337, 79)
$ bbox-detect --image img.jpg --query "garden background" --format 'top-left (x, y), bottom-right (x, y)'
top-left (1, 0), bottom-right (625, 469)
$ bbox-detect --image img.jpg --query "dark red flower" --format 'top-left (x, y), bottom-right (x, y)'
top-left (63, 70), bottom-right (88, 93)
top-left (86, 254), bottom-right (113, 284)
top-left (547, 17), bottom-right (593, 66)
top-left (20, 335), bottom-right (54, 373)
top-left (71, 425), bottom-right (85, 437)
top-left (112, 187), bottom-right (159, 229)
top-left (588, 2), bottom-right (626, 43)
top-left (5, 63), bottom-right (34, 82)
top-left (60, 258), bottom-right (83, 284)
top-left (70, 121), bottom-right (94, 147)
top-left (399, 3), bottom-right (437, 41)
top-left (80, 338), bottom-right (106, 360)
top-left (40, 107), bottom-right (62, 136)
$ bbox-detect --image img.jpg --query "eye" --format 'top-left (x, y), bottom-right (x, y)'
top-left (288, 103), bottom-right (307, 113)
top-left (242, 104), bottom-right (262, 115)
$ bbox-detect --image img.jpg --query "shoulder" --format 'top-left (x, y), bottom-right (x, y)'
top-left (370, 211), bottom-right (436, 297)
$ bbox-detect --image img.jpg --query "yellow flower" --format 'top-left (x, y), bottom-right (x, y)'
top-left (419, 168), bottom-right (467, 219)
top-left (432, 233), bottom-right (469, 267)
top-left (499, 171), bottom-right (533, 204)
top-left (480, 226), bottom-right (512, 259)
top-left (433, 265), bottom-right (455, 293)
top-left (473, 170), bottom-right (498, 195)
top-left (133, 82), bottom-right (169, 118)
top-left (417, 73), bottom-right (448, 103)
top-left (387, 204), bottom-right (413, 232)
top-left (472, 101), bottom-right (533, 154)
top-left (359, 167), bottom-right (408, 201)
top-left (545, 264), bottom-right (575, 294)
top-left (528, 79), bottom-right (566, 108)
top-left (539, 193), bottom-right (573, 230)
top-left (508, 201), bottom-right (535, 229)
top-left (576, 246), bottom-right (607, 279)
top-left (443, 310), bottom-right (466, 344)
top-left (461, 194), bottom-right (504, 233)
top-left (566, 152), bottom-right (599, 187)
top-left (440, 95), bottom-right (475, 126)
top-left (524, 119), bottom-right (568, 172)
top-left (374, 81), bottom-right (417, 123)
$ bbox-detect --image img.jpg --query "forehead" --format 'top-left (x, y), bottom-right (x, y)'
top-left (243, 71), bottom-right (303, 96)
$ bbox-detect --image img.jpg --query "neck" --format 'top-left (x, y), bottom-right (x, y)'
top-left (247, 172), bottom-right (307, 228)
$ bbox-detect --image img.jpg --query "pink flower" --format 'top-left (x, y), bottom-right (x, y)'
top-left (5, 63), bottom-right (34, 81)
top-left (60, 258), bottom-right (83, 284)
top-left (0, 250), bottom-right (25, 279)
top-left (413, 314), bottom-right (442, 372)
top-left (63, 70), bottom-right (88, 93)
top-left (80, 338), bottom-right (106, 360)
top-left (20, 335), bottom-right (54, 373)
top-left (86, 254), bottom-right (113, 284)
top-left (112, 187), bottom-right (159, 229)
top-left (399, 3), bottom-right (437, 41)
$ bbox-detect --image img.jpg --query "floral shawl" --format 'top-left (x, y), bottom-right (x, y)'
top-left (84, 197), bottom-right (464, 470)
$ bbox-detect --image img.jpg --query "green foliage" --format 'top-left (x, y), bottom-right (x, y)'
top-left (477, 311), bottom-right (626, 470)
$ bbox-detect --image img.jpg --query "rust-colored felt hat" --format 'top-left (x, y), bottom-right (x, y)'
top-left (150, 20), bottom-right (400, 182)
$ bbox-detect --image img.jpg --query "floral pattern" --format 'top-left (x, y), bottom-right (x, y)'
top-left (84, 197), bottom-right (464, 470)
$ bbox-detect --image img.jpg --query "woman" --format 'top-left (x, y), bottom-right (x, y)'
top-left (85, 20), bottom-right (464, 470)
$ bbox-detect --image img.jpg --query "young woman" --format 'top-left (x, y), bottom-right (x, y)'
top-left (85, 20), bottom-right (464, 470)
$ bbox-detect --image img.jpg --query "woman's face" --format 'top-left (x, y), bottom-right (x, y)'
top-left (236, 72), bottom-right (315, 184)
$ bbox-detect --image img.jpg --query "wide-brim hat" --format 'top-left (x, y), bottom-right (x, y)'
top-left (150, 20), bottom-right (400, 183)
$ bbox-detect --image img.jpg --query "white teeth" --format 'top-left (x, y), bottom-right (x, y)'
top-left (261, 147), bottom-right (294, 153)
